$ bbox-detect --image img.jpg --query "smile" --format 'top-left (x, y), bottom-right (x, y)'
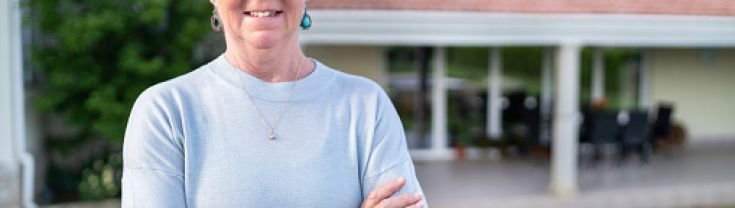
top-left (244, 10), bottom-right (283, 17)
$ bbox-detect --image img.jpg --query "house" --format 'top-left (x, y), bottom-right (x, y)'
top-left (301, 0), bottom-right (735, 196)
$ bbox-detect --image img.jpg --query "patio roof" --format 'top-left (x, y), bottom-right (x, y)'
top-left (299, 10), bottom-right (735, 47)
top-left (303, 1), bottom-right (735, 47)
top-left (308, 0), bottom-right (735, 17)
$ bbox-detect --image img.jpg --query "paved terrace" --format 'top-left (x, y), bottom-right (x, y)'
top-left (415, 140), bottom-right (735, 208)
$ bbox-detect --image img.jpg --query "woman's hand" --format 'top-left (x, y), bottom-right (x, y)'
top-left (361, 177), bottom-right (425, 208)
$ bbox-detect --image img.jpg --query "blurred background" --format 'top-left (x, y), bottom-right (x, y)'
top-left (2, 0), bottom-right (735, 207)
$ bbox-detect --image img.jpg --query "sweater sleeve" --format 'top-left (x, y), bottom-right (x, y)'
top-left (122, 87), bottom-right (186, 208)
top-left (360, 88), bottom-right (428, 207)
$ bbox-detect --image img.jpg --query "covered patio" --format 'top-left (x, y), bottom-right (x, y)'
top-left (301, 5), bottom-right (735, 198)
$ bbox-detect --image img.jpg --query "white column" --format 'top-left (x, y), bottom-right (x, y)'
top-left (431, 47), bottom-right (448, 152)
top-left (1, 0), bottom-right (18, 170)
top-left (0, 1), bottom-right (19, 206)
top-left (540, 48), bottom-right (554, 144)
top-left (550, 42), bottom-right (580, 197)
top-left (592, 48), bottom-right (605, 100)
top-left (2, 0), bottom-right (36, 207)
top-left (638, 50), bottom-right (651, 109)
top-left (487, 48), bottom-right (503, 139)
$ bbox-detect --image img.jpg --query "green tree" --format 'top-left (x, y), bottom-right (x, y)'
top-left (24, 0), bottom-right (215, 202)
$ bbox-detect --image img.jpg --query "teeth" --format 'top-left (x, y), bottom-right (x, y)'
top-left (248, 11), bottom-right (277, 17)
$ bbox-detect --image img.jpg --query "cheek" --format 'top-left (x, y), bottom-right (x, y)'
top-left (288, 7), bottom-right (304, 26)
top-left (219, 1), bottom-right (244, 24)
top-left (220, 0), bottom-right (243, 9)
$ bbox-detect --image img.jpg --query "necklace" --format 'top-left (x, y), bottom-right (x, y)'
top-left (234, 58), bottom-right (306, 140)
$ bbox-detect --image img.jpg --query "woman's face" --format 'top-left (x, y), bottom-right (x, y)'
top-left (214, 0), bottom-right (304, 50)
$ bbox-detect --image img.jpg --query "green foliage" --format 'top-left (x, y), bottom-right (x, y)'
top-left (78, 152), bottom-right (123, 201)
top-left (24, 0), bottom-right (214, 202)
top-left (579, 48), bottom-right (640, 108)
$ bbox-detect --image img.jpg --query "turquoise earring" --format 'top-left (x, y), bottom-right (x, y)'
top-left (300, 9), bottom-right (312, 30)
top-left (211, 8), bottom-right (222, 32)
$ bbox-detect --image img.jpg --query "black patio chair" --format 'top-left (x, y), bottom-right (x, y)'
top-left (523, 104), bottom-right (541, 146)
top-left (618, 111), bottom-right (651, 163)
top-left (579, 104), bottom-right (593, 144)
top-left (652, 104), bottom-right (674, 142)
top-left (587, 110), bottom-right (620, 162)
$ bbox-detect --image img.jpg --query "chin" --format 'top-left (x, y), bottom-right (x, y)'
top-left (246, 31), bottom-right (287, 49)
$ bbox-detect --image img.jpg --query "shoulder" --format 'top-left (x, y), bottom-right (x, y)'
top-left (318, 63), bottom-right (396, 119)
top-left (326, 64), bottom-right (388, 101)
top-left (132, 64), bottom-right (212, 112)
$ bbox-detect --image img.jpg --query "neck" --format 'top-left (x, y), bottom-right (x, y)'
top-left (223, 37), bottom-right (314, 83)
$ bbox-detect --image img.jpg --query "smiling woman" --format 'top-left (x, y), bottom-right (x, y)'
top-left (120, 0), bottom-right (426, 207)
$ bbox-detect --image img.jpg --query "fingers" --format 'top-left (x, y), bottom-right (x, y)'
top-left (405, 200), bottom-right (425, 208)
top-left (362, 177), bottom-right (406, 208)
top-left (375, 192), bottom-right (422, 208)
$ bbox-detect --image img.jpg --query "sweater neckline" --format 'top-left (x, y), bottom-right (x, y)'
top-left (207, 54), bottom-right (335, 102)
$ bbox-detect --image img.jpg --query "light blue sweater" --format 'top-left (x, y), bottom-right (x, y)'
top-left (122, 55), bottom-right (426, 207)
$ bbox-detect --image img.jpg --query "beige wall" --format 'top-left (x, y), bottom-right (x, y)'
top-left (303, 45), bottom-right (387, 87)
top-left (649, 49), bottom-right (735, 139)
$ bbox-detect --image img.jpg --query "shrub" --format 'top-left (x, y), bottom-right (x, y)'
top-left (24, 0), bottom-right (214, 202)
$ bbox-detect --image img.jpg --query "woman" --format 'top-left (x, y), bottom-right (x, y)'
top-left (121, 0), bottom-right (427, 207)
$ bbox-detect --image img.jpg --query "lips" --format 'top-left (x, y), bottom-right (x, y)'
top-left (243, 10), bottom-right (283, 17)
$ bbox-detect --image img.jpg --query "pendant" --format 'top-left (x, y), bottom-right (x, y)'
top-left (267, 128), bottom-right (276, 140)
